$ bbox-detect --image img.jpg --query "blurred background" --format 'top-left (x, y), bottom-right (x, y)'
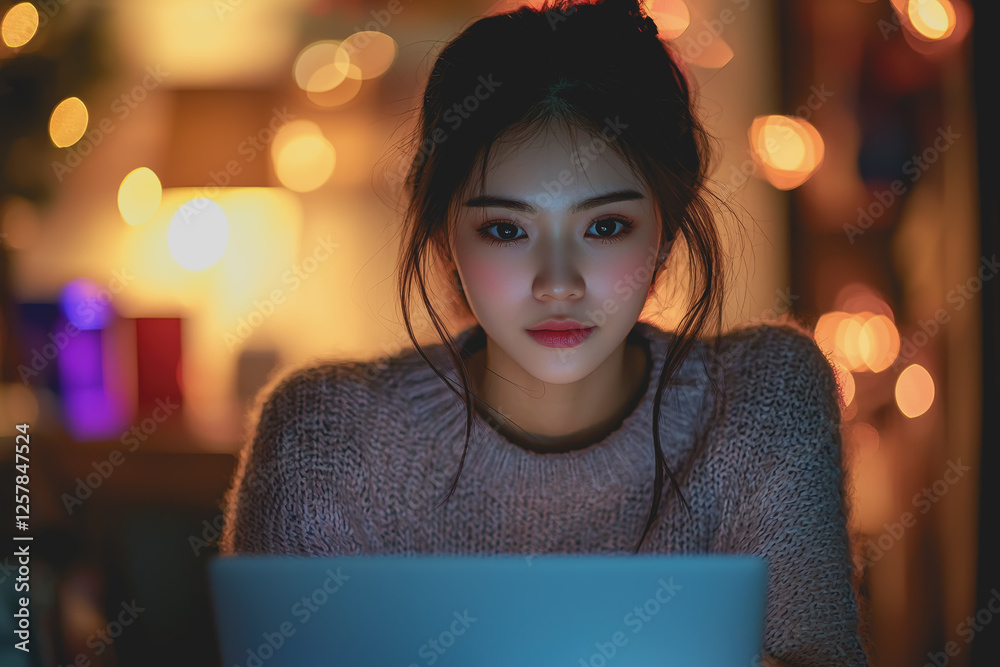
top-left (0, 0), bottom-right (996, 664)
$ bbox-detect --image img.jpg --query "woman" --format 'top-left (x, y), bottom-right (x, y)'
top-left (219, 0), bottom-right (872, 664)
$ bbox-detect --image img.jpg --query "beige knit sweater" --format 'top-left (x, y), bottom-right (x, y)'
top-left (218, 319), bottom-right (870, 666)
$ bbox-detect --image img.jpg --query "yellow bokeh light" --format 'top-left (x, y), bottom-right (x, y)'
top-left (1, 2), bottom-right (38, 48)
top-left (275, 134), bottom-right (336, 192)
top-left (294, 40), bottom-right (351, 93)
top-left (271, 119), bottom-right (323, 159)
top-left (341, 31), bottom-right (397, 80)
top-left (307, 65), bottom-right (363, 107)
top-left (118, 167), bottom-right (163, 226)
top-left (749, 115), bottom-right (825, 190)
top-left (895, 364), bottom-right (935, 418)
top-left (49, 97), bottom-right (89, 148)
top-left (762, 119), bottom-right (806, 171)
top-left (907, 0), bottom-right (956, 40)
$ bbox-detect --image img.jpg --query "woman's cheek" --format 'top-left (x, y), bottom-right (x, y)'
top-left (599, 252), bottom-right (651, 306)
top-left (465, 254), bottom-right (518, 301)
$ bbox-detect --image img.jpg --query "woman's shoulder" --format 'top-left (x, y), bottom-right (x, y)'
top-left (636, 317), bottom-right (837, 389)
top-left (246, 355), bottom-right (393, 443)
top-left (714, 317), bottom-right (843, 407)
top-left (706, 317), bottom-right (845, 467)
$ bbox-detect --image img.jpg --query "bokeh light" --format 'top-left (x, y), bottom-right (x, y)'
top-left (895, 364), bottom-right (935, 418)
top-left (272, 121), bottom-right (336, 192)
top-left (61, 278), bottom-right (115, 330)
top-left (340, 31), bottom-right (397, 80)
top-left (1, 2), bottom-right (39, 48)
top-left (859, 314), bottom-right (901, 373)
top-left (294, 40), bottom-right (351, 92)
top-left (907, 0), bottom-right (956, 40)
top-left (307, 65), bottom-right (363, 107)
top-left (815, 306), bottom-right (900, 373)
top-left (168, 199), bottom-right (229, 270)
top-left (750, 115), bottom-right (825, 189)
top-left (118, 167), bottom-right (163, 226)
top-left (49, 97), bottom-right (89, 148)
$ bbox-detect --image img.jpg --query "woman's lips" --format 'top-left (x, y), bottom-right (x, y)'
top-left (525, 327), bottom-right (595, 348)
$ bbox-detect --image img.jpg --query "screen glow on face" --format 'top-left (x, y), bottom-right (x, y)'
top-left (450, 122), bottom-right (665, 385)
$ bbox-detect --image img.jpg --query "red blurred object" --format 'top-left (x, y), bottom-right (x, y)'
top-left (134, 317), bottom-right (184, 424)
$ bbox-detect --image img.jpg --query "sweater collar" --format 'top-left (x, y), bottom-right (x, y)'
top-left (395, 320), bottom-right (716, 467)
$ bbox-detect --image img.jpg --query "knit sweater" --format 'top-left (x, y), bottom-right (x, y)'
top-left (218, 319), bottom-right (870, 666)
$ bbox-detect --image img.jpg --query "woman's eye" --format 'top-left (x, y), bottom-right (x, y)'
top-left (587, 217), bottom-right (633, 243)
top-left (476, 216), bottom-right (634, 247)
top-left (477, 221), bottom-right (526, 246)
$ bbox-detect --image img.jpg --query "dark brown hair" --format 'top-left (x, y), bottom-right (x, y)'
top-left (392, 0), bottom-right (730, 552)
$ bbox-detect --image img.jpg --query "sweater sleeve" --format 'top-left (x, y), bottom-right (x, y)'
top-left (217, 364), bottom-right (373, 557)
top-left (721, 324), bottom-right (870, 667)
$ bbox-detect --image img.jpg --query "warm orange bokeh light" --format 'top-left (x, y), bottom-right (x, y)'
top-left (895, 364), bottom-right (935, 417)
top-left (49, 97), bottom-right (89, 148)
top-left (1, 2), bottom-right (38, 48)
top-left (836, 315), bottom-right (867, 371)
top-left (859, 314), bottom-right (901, 373)
top-left (906, 0), bottom-right (956, 40)
top-left (750, 115), bottom-right (825, 190)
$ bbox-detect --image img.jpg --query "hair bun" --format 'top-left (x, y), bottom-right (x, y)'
top-left (588, 0), bottom-right (660, 37)
top-left (640, 13), bottom-right (659, 36)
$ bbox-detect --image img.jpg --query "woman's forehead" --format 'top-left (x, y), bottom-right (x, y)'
top-left (463, 124), bottom-right (645, 200)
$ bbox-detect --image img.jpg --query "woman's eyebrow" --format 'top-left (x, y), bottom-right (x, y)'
top-left (463, 189), bottom-right (645, 215)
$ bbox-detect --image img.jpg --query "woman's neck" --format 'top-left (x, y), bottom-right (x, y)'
top-left (465, 330), bottom-right (651, 452)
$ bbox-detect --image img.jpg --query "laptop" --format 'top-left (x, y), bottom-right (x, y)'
top-left (208, 553), bottom-right (768, 667)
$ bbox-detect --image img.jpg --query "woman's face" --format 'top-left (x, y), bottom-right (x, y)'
top-left (449, 121), bottom-right (669, 385)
